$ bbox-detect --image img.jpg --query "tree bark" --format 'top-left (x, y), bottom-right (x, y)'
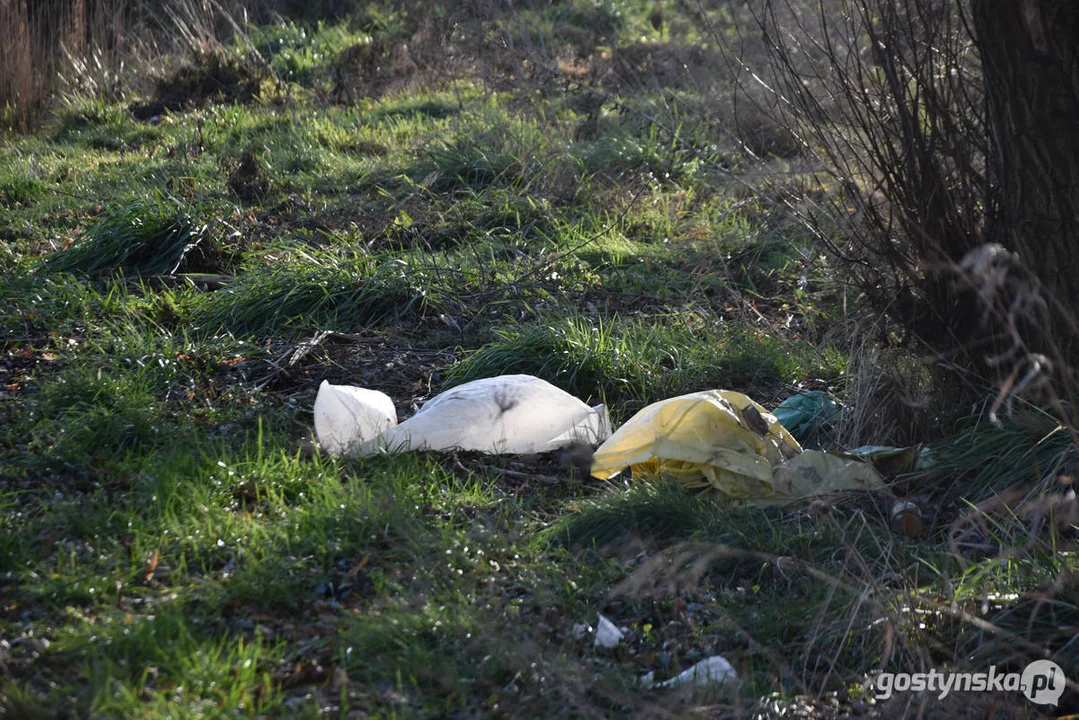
top-left (971, 0), bottom-right (1079, 363)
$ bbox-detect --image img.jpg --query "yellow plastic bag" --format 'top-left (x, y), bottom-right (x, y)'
top-left (590, 390), bottom-right (887, 505)
top-left (770, 450), bottom-right (888, 503)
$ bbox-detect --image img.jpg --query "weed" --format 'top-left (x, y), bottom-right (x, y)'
top-left (542, 478), bottom-right (731, 549)
top-left (421, 138), bottom-right (523, 193)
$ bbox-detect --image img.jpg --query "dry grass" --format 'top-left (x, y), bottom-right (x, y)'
top-left (0, 0), bottom-right (133, 129)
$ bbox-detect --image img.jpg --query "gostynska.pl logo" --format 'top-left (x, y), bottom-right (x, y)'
top-left (873, 659), bottom-right (1066, 706)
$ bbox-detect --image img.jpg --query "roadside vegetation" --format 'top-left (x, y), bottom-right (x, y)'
top-left (2, 0), bottom-right (1077, 717)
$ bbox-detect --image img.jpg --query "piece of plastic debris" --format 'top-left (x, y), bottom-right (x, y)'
top-left (594, 614), bottom-right (624, 649)
top-left (642, 655), bottom-right (738, 689)
top-left (590, 390), bottom-right (888, 505)
top-left (772, 391), bottom-right (841, 443)
top-left (358, 375), bottom-right (610, 456)
top-left (571, 622), bottom-right (591, 640)
top-left (770, 450), bottom-right (888, 503)
top-left (314, 381), bottom-right (397, 455)
top-left (590, 389), bottom-right (800, 491)
top-left (840, 444), bottom-right (935, 475)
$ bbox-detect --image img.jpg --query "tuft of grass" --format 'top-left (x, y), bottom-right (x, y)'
top-left (541, 479), bottom-right (732, 549)
top-left (420, 138), bottom-right (524, 193)
top-left (54, 608), bottom-right (281, 717)
top-left (921, 410), bottom-right (1079, 499)
top-left (0, 176), bottom-right (46, 207)
top-left (45, 199), bottom-right (218, 277)
top-left (32, 369), bottom-right (160, 460)
top-left (444, 316), bottom-right (626, 403)
top-left (248, 20), bottom-right (370, 86)
top-left (195, 249), bottom-right (432, 337)
top-left (446, 315), bottom-right (846, 412)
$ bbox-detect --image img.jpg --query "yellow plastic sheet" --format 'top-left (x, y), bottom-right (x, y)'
top-left (770, 450), bottom-right (888, 503)
top-left (590, 390), bottom-right (887, 505)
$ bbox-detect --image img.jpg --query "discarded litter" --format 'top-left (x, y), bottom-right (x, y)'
top-left (641, 655), bottom-right (738, 689)
top-left (590, 390), bottom-right (801, 487)
top-left (770, 449), bottom-right (888, 501)
top-left (313, 381), bottom-right (397, 455)
top-left (314, 374), bottom-right (610, 456)
top-left (842, 444), bottom-right (933, 475)
top-left (589, 390), bottom-right (887, 505)
top-left (571, 622), bottom-right (591, 640)
top-left (771, 390), bottom-right (841, 444)
top-left (594, 614), bottom-right (624, 649)
top-left (890, 499), bottom-right (925, 537)
top-left (314, 377), bottom-right (896, 508)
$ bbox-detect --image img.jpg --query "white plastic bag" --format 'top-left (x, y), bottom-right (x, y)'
top-left (313, 381), bottom-right (397, 455)
top-left (365, 375), bottom-right (610, 455)
top-left (315, 375), bottom-right (610, 456)
top-left (641, 655), bottom-right (738, 689)
top-left (594, 614), bottom-right (624, 649)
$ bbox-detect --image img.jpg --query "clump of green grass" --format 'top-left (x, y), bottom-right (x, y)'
top-left (577, 126), bottom-right (700, 185)
top-left (541, 479), bottom-right (730, 549)
top-left (382, 187), bottom-right (558, 253)
top-left (921, 410), bottom-right (1079, 499)
top-left (420, 138), bottom-right (524, 193)
top-left (23, 364), bottom-right (168, 466)
top-left (51, 98), bottom-right (160, 151)
top-left (0, 176), bottom-right (46, 208)
top-left (444, 316), bottom-right (630, 403)
top-left (195, 249), bottom-right (431, 336)
top-left (446, 315), bottom-right (846, 410)
top-left (45, 199), bottom-right (218, 277)
top-left (248, 20), bottom-right (370, 86)
top-left (48, 607), bottom-right (281, 717)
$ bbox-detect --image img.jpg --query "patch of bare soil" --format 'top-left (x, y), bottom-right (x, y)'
top-left (131, 52), bottom-right (265, 120)
top-left (225, 145), bottom-right (270, 204)
top-left (598, 42), bottom-right (728, 92)
top-left (329, 20), bottom-right (466, 103)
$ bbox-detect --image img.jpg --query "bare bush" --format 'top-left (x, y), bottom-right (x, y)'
top-left (712, 0), bottom-right (1079, 432)
top-left (743, 0), bottom-right (987, 349)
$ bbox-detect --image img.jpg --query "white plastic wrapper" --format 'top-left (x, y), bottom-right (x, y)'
top-left (314, 375), bottom-right (610, 456)
top-left (313, 381), bottom-right (398, 455)
top-left (641, 656), bottom-right (738, 689)
top-left (594, 614), bottom-right (624, 649)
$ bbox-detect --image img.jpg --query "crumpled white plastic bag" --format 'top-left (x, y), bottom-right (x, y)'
top-left (313, 381), bottom-right (398, 455)
top-left (315, 374), bottom-right (610, 456)
top-left (593, 613), bottom-right (624, 649)
top-left (641, 655), bottom-right (738, 689)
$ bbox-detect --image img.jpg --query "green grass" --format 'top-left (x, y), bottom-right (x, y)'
top-left (1, 4), bottom-right (1075, 717)
top-left (447, 315), bottom-right (846, 413)
top-left (44, 198), bottom-right (222, 277)
top-left (194, 247), bottom-right (433, 336)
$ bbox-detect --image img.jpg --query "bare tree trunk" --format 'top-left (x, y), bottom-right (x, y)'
top-left (971, 0), bottom-right (1079, 362)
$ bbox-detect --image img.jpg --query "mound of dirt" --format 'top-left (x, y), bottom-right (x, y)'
top-left (132, 52), bottom-right (264, 120)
